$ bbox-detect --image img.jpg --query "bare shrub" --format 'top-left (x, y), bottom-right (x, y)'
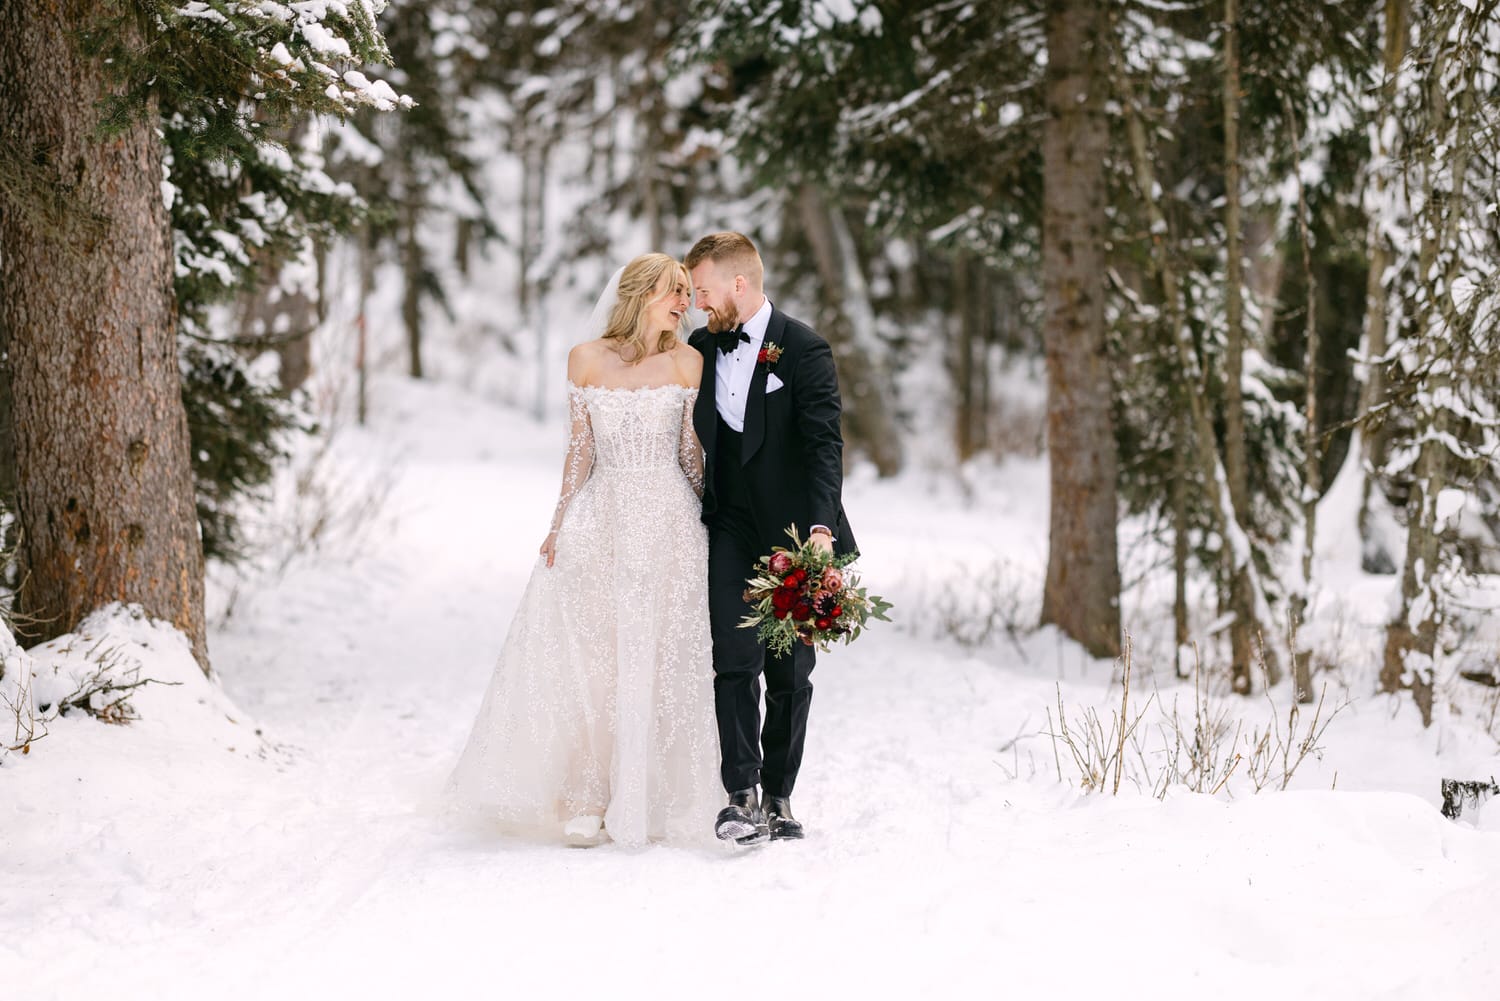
top-left (915, 557), bottom-right (1037, 654)
top-left (211, 405), bottom-right (395, 627)
top-left (3, 636), bottom-right (180, 757)
top-left (1046, 635), bottom-right (1156, 793)
top-left (1045, 634), bottom-right (1349, 798)
top-left (2, 660), bottom-right (46, 755)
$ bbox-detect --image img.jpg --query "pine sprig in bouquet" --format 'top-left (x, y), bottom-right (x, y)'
top-left (741, 528), bottom-right (892, 656)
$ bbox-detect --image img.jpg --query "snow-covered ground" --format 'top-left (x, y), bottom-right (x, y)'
top-left (4, 372), bottom-right (1500, 1001)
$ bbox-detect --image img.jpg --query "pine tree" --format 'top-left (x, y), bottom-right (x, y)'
top-left (1376, 0), bottom-right (1500, 725)
top-left (0, 1), bottom-right (407, 667)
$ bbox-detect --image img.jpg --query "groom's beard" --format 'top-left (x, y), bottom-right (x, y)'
top-left (704, 306), bottom-right (741, 334)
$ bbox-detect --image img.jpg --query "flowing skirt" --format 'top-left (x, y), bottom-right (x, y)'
top-left (446, 463), bottom-right (720, 847)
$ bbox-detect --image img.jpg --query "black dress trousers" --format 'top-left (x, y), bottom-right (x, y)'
top-left (708, 417), bottom-right (815, 798)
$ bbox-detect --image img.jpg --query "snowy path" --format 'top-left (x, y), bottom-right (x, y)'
top-left (6, 377), bottom-right (1500, 1000)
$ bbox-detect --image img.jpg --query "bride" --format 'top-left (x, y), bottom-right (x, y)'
top-left (446, 252), bottom-right (721, 847)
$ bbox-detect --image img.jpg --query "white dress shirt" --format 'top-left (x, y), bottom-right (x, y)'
top-left (714, 297), bottom-right (773, 433)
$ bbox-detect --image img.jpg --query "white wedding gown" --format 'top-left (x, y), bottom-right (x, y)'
top-left (447, 382), bottom-right (721, 847)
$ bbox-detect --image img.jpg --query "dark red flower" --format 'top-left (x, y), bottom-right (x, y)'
top-left (831, 605), bottom-right (843, 618)
top-left (793, 602), bottom-right (813, 621)
top-left (815, 617), bottom-right (833, 630)
top-left (772, 589), bottom-right (797, 613)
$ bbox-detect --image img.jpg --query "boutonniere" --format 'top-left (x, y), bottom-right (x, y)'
top-left (757, 344), bottom-right (782, 369)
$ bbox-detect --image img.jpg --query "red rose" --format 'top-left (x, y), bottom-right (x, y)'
top-left (831, 605), bottom-right (843, 618)
top-left (793, 603), bottom-right (813, 621)
top-left (769, 552), bottom-right (793, 575)
top-left (774, 607), bottom-right (789, 620)
top-left (772, 589), bottom-right (797, 613)
top-left (815, 617), bottom-right (833, 630)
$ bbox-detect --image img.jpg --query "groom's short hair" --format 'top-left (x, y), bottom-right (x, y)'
top-left (686, 232), bottom-right (764, 289)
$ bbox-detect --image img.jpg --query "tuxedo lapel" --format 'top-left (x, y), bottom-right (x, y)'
top-left (740, 308), bottom-right (786, 464)
top-left (691, 329), bottom-right (717, 457)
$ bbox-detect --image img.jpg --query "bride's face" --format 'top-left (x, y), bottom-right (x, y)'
top-left (645, 273), bottom-right (690, 336)
top-left (690, 262), bottom-right (739, 333)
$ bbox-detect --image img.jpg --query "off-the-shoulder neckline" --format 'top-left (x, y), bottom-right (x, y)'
top-left (567, 380), bottom-right (697, 394)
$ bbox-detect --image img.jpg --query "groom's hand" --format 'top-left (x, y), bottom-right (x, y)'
top-left (809, 527), bottom-right (834, 556)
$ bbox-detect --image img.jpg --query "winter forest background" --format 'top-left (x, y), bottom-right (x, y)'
top-left (3, 2), bottom-right (1500, 998)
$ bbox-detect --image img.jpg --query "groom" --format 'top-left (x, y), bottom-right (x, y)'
top-left (685, 232), bottom-right (858, 844)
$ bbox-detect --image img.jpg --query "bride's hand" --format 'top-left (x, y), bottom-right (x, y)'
top-left (540, 531), bottom-right (559, 567)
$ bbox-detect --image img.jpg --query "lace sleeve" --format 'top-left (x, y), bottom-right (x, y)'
top-left (549, 385), bottom-right (596, 533)
top-left (678, 389), bottom-right (705, 499)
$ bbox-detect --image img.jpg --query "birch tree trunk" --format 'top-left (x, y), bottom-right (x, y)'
top-left (0, 0), bottom-right (208, 669)
top-left (1039, 0), bottom-right (1122, 659)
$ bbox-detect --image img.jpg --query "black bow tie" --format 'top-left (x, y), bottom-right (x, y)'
top-left (715, 325), bottom-right (750, 355)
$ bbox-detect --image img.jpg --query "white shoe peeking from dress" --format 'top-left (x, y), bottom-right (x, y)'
top-left (563, 814), bottom-right (606, 847)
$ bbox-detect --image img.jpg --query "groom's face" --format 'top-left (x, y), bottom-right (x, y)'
top-left (690, 261), bottom-right (740, 334)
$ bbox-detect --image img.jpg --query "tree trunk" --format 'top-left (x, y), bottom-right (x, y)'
top-left (953, 252), bottom-right (977, 462)
top-left (796, 185), bottom-right (903, 476)
top-left (1285, 92), bottom-right (1318, 705)
top-left (1381, 33), bottom-right (1472, 727)
top-left (1173, 403), bottom-right (1191, 678)
top-left (1357, 0), bottom-right (1410, 574)
top-left (400, 193), bottom-right (424, 380)
top-left (1112, 20), bottom-right (1280, 691)
top-left (1220, 0), bottom-right (1259, 686)
top-left (1039, 0), bottom-right (1122, 659)
top-left (238, 254), bottom-right (317, 394)
top-left (0, 0), bottom-right (208, 669)
top-left (356, 223), bottom-right (376, 427)
top-left (517, 112), bottom-right (552, 421)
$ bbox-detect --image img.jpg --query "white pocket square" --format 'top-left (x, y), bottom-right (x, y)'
top-left (766, 374), bottom-right (785, 393)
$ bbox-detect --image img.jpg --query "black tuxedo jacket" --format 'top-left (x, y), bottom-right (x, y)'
top-left (690, 307), bottom-right (858, 559)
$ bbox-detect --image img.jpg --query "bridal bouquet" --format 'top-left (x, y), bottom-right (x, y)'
top-left (741, 528), bottom-right (892, 656)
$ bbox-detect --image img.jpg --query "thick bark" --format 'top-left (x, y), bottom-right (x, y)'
top-left (796, 185), bottom-right (903, 476)
top-left (1220, 0), bottom-right (1258, 684)
top-left (1039, 0), bottom-right (1122, 659)
top-left (0, 0), bottom-right (208, 668)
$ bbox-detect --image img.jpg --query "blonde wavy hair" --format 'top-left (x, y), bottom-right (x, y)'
top-left (603, 253), bottom-right (690, 363)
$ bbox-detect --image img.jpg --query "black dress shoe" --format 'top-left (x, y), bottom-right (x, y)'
top-left (715, 787), bottom-right (768, 844)
top-left (765, 794), bottom-right (805, 840)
